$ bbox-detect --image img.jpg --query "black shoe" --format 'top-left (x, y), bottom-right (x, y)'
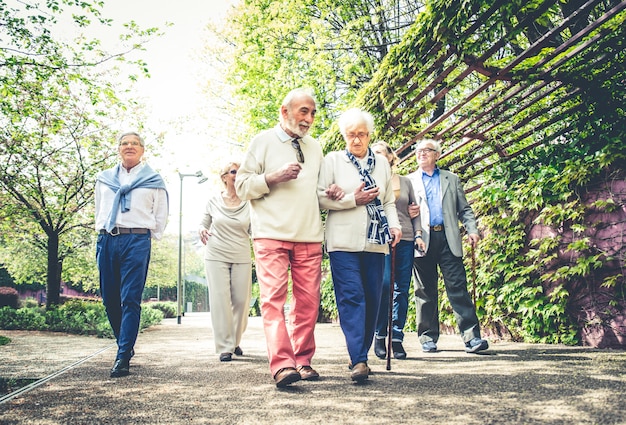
top-left (219, 353), bottom-right (232, 362)
top-left (110, 358), bottom-right (130, 378)
top-left (234, 346), bottom-right (243, 356)
top-left (374, 338), bottom-right (387, 359)
top-left (392, 341), bottom-right (407, 360)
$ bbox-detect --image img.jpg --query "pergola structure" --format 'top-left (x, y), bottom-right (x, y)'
top-left (349, 0), bottom-right (625, 192)
top-left (324, 0), bottom-right (626, 348)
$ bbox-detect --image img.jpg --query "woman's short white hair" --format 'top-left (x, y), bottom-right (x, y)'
top-left (338, 108), bottom-right (375, 137)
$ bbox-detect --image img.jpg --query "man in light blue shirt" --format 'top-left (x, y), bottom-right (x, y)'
top-left (422, 167), bottom-right (444, 228)
top-left (408, 139), bottom-right (488, 354)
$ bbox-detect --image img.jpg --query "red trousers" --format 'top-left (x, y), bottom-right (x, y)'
top-left (253, 239), bottom-right (322, 376)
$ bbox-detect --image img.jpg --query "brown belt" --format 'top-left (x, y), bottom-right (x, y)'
top-left (431, 224), bottom-right (444, 232)
top-left (99, 227), bottom-right (149, 236)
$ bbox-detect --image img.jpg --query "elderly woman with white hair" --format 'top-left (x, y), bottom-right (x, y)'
top-left (317, 108), bottom-right (401, 383)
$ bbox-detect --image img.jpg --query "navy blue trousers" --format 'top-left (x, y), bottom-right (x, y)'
top-left (375, 239), bottom-right (415, 341)
top-left (329, 251), bottom-right (384, 366)
top-left (96, 232), bottom-right (151, 360)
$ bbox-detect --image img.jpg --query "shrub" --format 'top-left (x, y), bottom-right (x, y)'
top-left (146, 301), bottom-right (177, 318)
top-left (319, 259), bottom-right (338, 323)
top-left (0, 287), bottom-right (19, 309)
top-left (21, 298), bottom-right (40, 308)
top-left (0, 306), bottom-right (47, 330)
top-left (0, 300), bottom-right (164, 337)
top-left (249, 283), bottom-right (261, 317)
top-left (0, 307), bottom-right (17, 329)
top-left (0, 335), bottom-right (10, 345)
top-left (46, 299), bottom-right (109, 336)
top-left (140, 305), bottom-right (164, 329)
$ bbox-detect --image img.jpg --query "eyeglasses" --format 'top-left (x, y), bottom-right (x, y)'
top-left (415, 148), bottom-right (437, 155)
top-left (292, 139), bottom-right (305, 163)
top-left (346, 132), bottom-right (369, 141)
top-left (229, 169), bottom-right (237, 175)
top-left (119, 140), bottom-right (142, 147)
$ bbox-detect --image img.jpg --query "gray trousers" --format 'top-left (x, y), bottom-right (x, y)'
top-left (412, 230), bottom-right (480, 344)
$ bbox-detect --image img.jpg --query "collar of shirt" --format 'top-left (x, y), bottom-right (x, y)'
top-left (119, 161), bottom-right (145, 184)
top-left (274, 124), bottom-right (307, 145)
top-left (421, 166), bottom-right (440, 178)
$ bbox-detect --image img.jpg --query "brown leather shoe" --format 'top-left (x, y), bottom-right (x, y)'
top-left (297, 365), bottom-right (320, 381)
top-left (274, 367), bottom-right (301, 388)
top-left (350, 362), bottom-right (370, 383)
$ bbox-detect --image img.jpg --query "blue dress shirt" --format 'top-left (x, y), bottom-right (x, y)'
top-left (422, 168), bottom-right (444, 227)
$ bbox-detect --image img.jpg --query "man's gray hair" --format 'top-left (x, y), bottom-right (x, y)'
top-left (279, 88), bottom-right (317, 120)
top-left (118, 131), bottom-right (145, 147)
top-left (416, 138), bottom-right (442, 154)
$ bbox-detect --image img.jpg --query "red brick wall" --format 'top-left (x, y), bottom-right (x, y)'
top-left (529, 169), bottom-right (626, 348)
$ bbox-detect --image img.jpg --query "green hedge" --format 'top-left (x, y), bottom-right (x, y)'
top-left (0, 299), bottom-right (164, 338)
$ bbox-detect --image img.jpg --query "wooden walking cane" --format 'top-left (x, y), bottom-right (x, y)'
top-left (386, 243), bottom-right (396, 371)
top-left (470, 242), bottom-right (477, 305)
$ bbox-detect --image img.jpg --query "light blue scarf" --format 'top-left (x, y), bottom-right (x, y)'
top-left (97, 163), bottom-right (168, 232)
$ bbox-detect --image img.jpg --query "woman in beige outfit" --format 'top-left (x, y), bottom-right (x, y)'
top-left (199, 162), bottom-right (252, 362)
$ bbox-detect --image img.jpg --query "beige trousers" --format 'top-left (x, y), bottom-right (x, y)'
top-left (204, 260), bottom-right (252, 354)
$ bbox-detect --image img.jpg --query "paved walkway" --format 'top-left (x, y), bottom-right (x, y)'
top-left (1, 312), bottom-right (625, 424)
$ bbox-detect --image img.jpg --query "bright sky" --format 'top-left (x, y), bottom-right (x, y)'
top-left (96, 0), bottom-right (245, 233)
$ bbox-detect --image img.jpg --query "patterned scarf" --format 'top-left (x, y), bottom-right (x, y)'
top-left (346, 148), bottom-right (392, 245)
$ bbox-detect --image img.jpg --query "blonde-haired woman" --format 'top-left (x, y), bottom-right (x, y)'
top-left (199, 161), bottom-right (252, 362)
top-left (370, 141), bottom-right (425, 360)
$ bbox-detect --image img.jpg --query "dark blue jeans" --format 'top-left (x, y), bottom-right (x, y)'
top-left (375, 239), bottom-right (415, 341)
top-left (96, 232), bottom-right (151, 360)
top-left (329, 251), bottom-right (384, 366)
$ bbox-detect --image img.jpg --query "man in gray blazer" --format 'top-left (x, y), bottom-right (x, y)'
top-left (407, 139), bottom-right (488, 353)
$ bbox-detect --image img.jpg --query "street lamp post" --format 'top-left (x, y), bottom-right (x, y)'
top-left (178, 171), bottom-right (208, 324)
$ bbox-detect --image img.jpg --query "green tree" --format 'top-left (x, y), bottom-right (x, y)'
top-left (207, 0), bottom-right (425, 140)
top-left (146, 234), bottom-right (179, 293)
top-left (0, 0), bottom-right (160, 307)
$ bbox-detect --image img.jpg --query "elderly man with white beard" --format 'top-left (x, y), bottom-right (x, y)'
top-left (235, 88), bottom-right (343, 388)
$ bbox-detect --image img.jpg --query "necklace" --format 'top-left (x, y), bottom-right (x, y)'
top-left (222, 191), bottom-right (241, 207)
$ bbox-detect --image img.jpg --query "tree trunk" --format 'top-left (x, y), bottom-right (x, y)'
top-left (46, 232), bottom-right (61, 308)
